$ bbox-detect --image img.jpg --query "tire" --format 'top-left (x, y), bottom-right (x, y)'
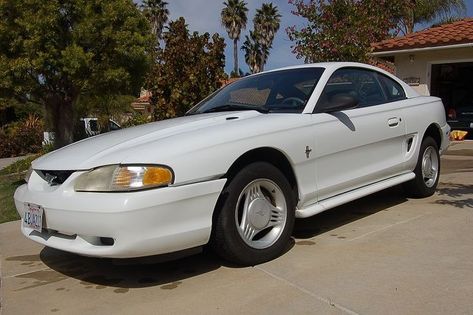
top-left (403, 136), bottom-right (440, 198)
top-left (211, 162), bottom-right (295, 266)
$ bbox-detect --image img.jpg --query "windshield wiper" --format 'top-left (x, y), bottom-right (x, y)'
top-left (203, 104), bottom-right (270, 114)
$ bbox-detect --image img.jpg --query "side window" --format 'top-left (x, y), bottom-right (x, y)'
top-left (377, 74), bottom-right (406, 102)
top-left (315, 68), bottom-right (387, 112)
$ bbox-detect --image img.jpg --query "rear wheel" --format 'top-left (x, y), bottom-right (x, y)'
top-left (211, 162), bottom-right (295, 265)
top-left (403, 136), bottom-right (440, 198)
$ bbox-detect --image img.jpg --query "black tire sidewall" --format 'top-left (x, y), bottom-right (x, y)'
top-left (405, 136), bottom-right (440, 197)
top-left (213, 162), bottom-right (295, 265)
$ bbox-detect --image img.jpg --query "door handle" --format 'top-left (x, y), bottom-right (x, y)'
top-left (388, 117), bottom-right (400, 127)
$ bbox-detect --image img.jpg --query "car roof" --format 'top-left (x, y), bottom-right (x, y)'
top-left (251, 62), bottom-right (420, 99)
top-left (263, 62), bottom-right (385, 74)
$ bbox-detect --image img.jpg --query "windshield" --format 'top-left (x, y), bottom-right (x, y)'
top-left (187, 68), bottom-right (324, 115)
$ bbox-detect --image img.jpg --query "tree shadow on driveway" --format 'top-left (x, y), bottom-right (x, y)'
top-left (434, 182), bottom-right (473, 209)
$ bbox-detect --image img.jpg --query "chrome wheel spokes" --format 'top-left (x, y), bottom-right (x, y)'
top-left (421, 146), bottom-right (439, 188)
top-left (235, 179), bottom-right (287, 249)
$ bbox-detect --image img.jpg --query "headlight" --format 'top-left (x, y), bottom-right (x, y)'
top-left (74, 165), bottom-right (174, 192)
top-left (24, 167), bottom-right (33, 183)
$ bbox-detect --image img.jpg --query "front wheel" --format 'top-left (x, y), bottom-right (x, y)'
top-left (403, 136), bottom-right (440, 198)
top-left (211, 162), bottom-right (295, 265)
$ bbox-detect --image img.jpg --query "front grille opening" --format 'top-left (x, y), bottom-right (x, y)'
top-left (37, 170), bottom-right (75, 186)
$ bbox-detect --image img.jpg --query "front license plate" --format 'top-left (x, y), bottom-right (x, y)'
top-left (23, 203), bottom-right (43, 233)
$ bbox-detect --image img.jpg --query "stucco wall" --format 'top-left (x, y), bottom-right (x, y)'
top-left (393, 47), bottom-right (473, 95)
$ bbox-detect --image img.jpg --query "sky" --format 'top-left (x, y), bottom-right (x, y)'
top-left (163, 0), bottom-right (473, 74)
top-left (166, 0), bottom-right (304, 74)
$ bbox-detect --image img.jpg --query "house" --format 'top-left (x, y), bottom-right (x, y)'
top-left (372, 18), bottom-right (473, 115)
top-left (130, 89), bottom-right (153, 118)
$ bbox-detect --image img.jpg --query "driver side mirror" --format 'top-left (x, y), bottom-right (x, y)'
top-left (315, 94), bottom-right (359, 113)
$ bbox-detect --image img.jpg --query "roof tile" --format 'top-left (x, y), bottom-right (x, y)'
top-left (372, 18), bottom-right (473, 52)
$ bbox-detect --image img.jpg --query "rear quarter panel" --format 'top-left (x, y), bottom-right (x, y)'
top-left (399, 96), bottom-right (448, 171)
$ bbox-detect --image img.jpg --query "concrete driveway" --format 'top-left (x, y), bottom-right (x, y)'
top-left (1, 142), bottom-right (472, 314)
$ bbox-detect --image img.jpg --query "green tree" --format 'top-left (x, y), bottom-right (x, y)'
top-left (148, 18), bottom-right (226, 120)
top-left (241, 31), bottom-right (266, 74)
top-left (287, 0), bottom-right (407, 63)
top-left (0, 0), bottom-right (152, 148)
top-left (75, 94), bottom-right (134, 132)
top-left (0, 98), bottom-right (43, 126)
top-left (141, 0), bottom-right (169, 41)
top-left (253, 3), bottom-right (281, 71)
top-left (221, 0), bottom-right (248, 77)
top-left (400, 0), bottom-right (466, 34)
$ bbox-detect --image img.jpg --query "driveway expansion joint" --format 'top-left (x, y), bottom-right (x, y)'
top-left (255, 265), bottom-right (360, 315)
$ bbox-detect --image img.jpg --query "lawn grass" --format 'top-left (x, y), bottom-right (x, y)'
top-left (0, 156), bottom-right (39, 224)
top-left (0, 175), bottom-right (22, 223)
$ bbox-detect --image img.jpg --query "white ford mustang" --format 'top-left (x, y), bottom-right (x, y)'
top-left (15, 62), bottom-right (450, 265)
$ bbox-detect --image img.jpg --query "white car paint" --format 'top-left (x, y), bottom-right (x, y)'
top-left (14, 62), bottom-right (450, 258)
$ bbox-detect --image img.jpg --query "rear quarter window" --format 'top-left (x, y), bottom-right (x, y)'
top-left (377, 74), bottom-right (406, 102)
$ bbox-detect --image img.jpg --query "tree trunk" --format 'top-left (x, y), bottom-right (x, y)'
top-left (260, 44), bottom-right (267, 72)
top-left (46, 96), bottom-right (75, 149)
top-left (406, 9), bottom-right (415, 34)
top-left (233, 38), bottom-right (238, 76)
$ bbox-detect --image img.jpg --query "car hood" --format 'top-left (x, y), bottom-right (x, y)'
top-left (33, 111), bottom-right (262, 170)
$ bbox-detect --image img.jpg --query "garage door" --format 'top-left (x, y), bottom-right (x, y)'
top-left (431, 62), bottom-right (473, 132)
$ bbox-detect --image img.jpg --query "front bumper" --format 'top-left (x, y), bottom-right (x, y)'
top-left (14, 171), bottom-right (226, 258)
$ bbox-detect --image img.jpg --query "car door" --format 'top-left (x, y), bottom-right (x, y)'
top-left (311, 67), bottom-right (407, 201)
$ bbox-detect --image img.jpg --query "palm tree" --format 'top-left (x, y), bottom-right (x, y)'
top-left (221, 0), bottom-right (248, 77)
top-left (253, 3), bottom-right (281, 71)
top-left (401, 0), bottom-right (466, 34)
top-left (241, 31), bottom-right (268, 74)
top-left (141, 0), bottom-right (169, 41)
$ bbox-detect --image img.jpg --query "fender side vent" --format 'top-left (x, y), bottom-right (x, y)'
top-left (407, 138), bottom-right (414, 152)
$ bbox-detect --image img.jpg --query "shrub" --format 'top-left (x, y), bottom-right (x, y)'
top-left (122, 111), bottom-right (152, 128)
top-left (0, 115), bottom-right (44, 158)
